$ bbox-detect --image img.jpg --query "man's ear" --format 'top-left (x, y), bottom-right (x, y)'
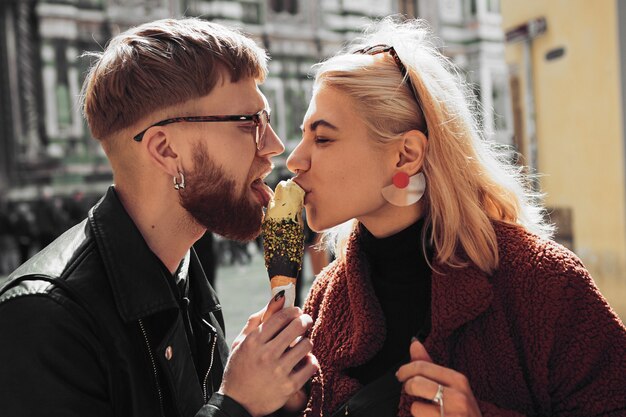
top-left (395, 129), bottom-right (428, 174)
top-left (142, 127), bottom-right (180, 177)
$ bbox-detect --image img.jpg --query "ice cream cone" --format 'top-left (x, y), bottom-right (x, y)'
top-left (262, 180), bottom-right (305, 308)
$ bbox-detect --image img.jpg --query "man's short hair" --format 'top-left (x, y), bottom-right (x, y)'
top-left (81, 18), bottom-right (268, 140)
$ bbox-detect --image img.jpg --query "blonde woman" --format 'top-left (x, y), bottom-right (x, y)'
top-left (285, 17), bottom-right (626, 417)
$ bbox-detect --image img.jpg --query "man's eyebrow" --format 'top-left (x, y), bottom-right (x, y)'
top-left (241, 98), bottom-right (270, 115)
top-left (301, 119), bottom-right (339, 133)
top-left (236, 106), bottom-right (270, 115)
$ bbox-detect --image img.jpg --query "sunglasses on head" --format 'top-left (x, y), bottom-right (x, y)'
top-left (354, 44), bottom-right (428, 136)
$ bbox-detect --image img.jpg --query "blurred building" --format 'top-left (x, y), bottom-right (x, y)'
top-left (502, 0), bottom-right (626, 317)
top-left (0, 0), bottom-right (512, 198)
top-left (414, 0), bottom-right (512, 144)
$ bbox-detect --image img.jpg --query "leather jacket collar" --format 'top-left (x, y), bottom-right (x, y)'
top-left (89, 186), bottom-right (220, 322)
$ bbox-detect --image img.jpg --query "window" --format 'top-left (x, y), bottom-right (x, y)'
top-left (54, 42), bottom-right (71, 129)
top-left (270, 0), bottom-right (298, 15)
top-left (487, 0), bottom-right (500, 13)
top-left (489, 71), bottom-right (513, 146)
top-left (77, 0), bottom-right (104, 8)
top-left (242, 2), bottom-right (261, 23)
top-left (492, 75), bottom-right (508, 131)
top-left (469, 0), bottom-right (477, 16)
top-left (285, 86), bottom-right (307, 141)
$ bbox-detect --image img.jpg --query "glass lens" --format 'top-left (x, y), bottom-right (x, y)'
top-left (256, 110), bottom-right (269, 150)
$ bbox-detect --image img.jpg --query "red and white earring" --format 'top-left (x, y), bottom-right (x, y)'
top-left (381, 172), bottom-right (426, 207)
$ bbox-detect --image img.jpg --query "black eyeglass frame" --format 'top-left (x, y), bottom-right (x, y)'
top-left (132, 109), bottom-right (271, 150)
top-left (355, 44), bottom-right (428, 136)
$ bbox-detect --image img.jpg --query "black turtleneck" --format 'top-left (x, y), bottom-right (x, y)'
top-left (346, 219), bottom-right (432, 385)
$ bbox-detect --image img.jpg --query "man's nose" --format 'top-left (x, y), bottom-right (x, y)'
top-left (258, 124), bottom-right (285, 157)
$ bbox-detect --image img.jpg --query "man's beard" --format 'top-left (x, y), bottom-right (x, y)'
top-left (179, 144), bottom-right (263, 242)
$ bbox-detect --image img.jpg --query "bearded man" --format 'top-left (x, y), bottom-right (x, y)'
top-left (0, 18), bottom-right (317, 417)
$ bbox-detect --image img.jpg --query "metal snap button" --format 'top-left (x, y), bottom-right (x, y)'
top-left (165, 346), bottom-right (173, 360)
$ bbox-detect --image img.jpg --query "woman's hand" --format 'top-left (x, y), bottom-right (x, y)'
top-left (396, 339), bottom-right (482, 417)
top-left (230, 290), bottom-right (286, 351)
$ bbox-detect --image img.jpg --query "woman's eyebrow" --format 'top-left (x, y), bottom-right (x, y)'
top-left (301, 119), bottom-right (339, 133)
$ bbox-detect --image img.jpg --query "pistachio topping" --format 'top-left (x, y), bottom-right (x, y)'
top-left (261, 219), bottom-right (305, 274)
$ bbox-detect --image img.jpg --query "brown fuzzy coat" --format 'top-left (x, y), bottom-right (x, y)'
top-left (303, 222), bottom-right (626, 416)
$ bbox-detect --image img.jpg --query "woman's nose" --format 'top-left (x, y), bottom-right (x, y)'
top-left (286, 140), bottom-right (309, 174)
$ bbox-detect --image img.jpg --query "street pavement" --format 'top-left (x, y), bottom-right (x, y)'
top-left (0, 246), bottom-right (315, 348)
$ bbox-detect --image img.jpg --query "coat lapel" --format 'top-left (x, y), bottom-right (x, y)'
top-left (309, 230), bottom-right (387, 414)
top-left (312, 231), bottom-right (387, 370)
top-left (425, 259), bottom-right (494, 364)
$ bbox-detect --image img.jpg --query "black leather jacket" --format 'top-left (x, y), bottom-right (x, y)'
top-left (0, 187), bottom-right (251, 417)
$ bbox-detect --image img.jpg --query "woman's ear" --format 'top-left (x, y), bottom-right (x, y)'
top-left (142, 127), bottom-right (180, 177)
top-left (396, 129), bottom-right (428, 174)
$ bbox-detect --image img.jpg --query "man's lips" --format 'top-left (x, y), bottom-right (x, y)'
top-left (248, 163), bottom-right (274, 206)
top-left (251, 178), bottom-right (273, 207)
top-left (252, 164), bottom-right (273, 183)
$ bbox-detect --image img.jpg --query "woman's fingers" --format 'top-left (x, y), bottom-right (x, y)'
top-left (397, 359), bottom-right (470, 392)
top-left (406, 381), bottom-right (477, 417)
top-left (397, 360), bottom-right (444, 383)
top-left (409, 400), bottom-right (444, 417)
top-left (410, 339), bottom-right (433, 362)
top-left (261, 289), bottom-right (286, 323)
top-left (404, 375), bottom-right (441, 400)
top-left (401, 340), bottom-right (481, 416)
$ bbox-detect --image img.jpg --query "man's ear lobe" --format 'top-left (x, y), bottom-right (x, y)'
top-left (143, 128), bottom-right (179, 176)
top-left (396, 129), bottom-right (427, 173)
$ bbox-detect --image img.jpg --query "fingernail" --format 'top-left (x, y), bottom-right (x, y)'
top-left (410, 336), bottom-right (418, 343)
top-left (273, 290), bottom-right (285, 302)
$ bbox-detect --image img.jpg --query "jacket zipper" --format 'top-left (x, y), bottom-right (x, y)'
top-left (202, 319), bottom-right (218, 403)
top-left (138, 318), bottom-right (165, 417)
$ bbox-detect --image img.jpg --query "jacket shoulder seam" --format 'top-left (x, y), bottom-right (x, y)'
top-left (0, 283), bottom-right (55, 304)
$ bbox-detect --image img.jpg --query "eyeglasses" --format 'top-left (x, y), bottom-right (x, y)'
top-left (132, 109), bottom-right (271, 150)
top-left (354, 44), bottom-right (428, 135)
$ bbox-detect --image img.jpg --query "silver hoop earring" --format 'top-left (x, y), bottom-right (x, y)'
top-left (173, 172), bottom-right (185, 190)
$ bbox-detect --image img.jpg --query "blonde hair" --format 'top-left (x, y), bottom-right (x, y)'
top-left (81, 18), bottom-right (268, 141)
top-left (316, 17), bottom-right (553, 274)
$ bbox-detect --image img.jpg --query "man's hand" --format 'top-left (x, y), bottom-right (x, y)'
top-left (219, 293), bottom-right (318, 417)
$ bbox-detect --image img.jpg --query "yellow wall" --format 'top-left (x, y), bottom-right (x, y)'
top-left (501, 0), bottom-right (626, 319)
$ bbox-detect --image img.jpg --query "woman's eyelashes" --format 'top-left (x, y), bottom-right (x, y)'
top-left (314, 137), bottom-right (333, 145)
